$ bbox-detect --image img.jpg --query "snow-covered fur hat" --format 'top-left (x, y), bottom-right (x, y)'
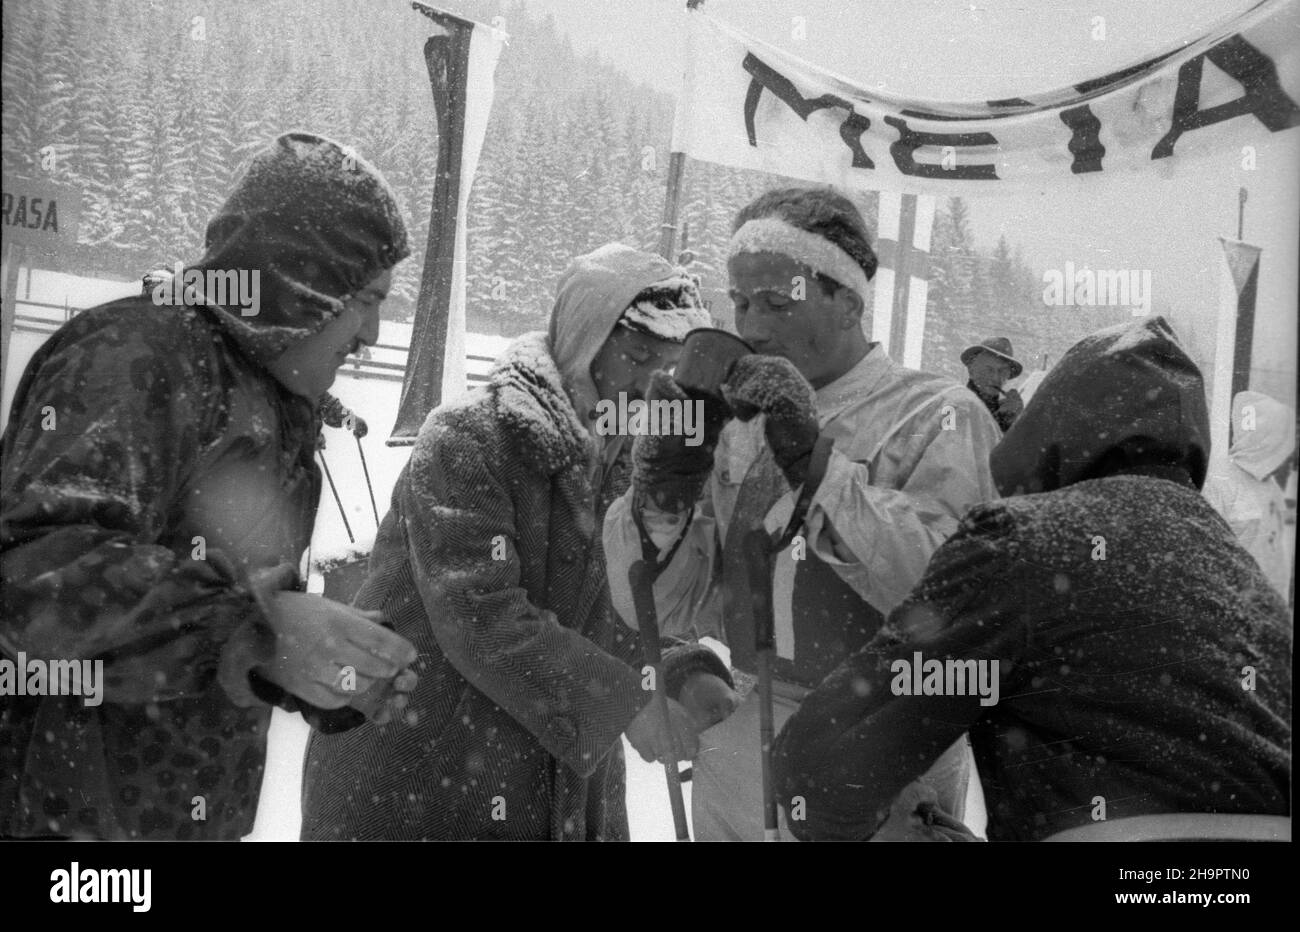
top-left (618, 273), bottom-right (710, 342)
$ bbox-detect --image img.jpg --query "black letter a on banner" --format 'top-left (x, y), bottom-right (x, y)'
top-left (1153, 34), bottom-right (1300, 159)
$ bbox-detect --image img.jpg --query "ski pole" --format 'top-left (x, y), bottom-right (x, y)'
top-left (356, 435), bottom-right (380, 527)
top-left (629, 561), bottom-right (690, 841)
top-left (628, 504), bottom-right (695, 841)
top-left (744, 527), bottom-right (781, 841)
top-left (318, 450), bottom-right (354, 544)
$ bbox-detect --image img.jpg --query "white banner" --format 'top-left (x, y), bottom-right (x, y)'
top-left (442, 20), bottom-right (504, 403)
top-left (671, 0), bottom-right (1300, 196)
top-left (392, 4), bottom-right (504, 442)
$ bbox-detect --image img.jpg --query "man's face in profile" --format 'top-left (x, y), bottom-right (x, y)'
top-left (268, 268), bottom-right (392, 399)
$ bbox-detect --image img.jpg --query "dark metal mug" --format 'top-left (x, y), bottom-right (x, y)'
top-left (673, 328), bottom-right (753, 403)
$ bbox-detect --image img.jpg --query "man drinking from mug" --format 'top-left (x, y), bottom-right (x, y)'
top-left (604, 187), bottom-right (1003, 840)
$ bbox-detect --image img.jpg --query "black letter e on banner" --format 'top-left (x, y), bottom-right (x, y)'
top-left (884, 116), bottom-right (998, 180)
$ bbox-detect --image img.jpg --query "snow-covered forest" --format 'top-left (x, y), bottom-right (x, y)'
top-left (2, 0), bottom-right (1132, 381)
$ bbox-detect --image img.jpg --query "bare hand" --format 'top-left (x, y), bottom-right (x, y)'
top-left (259, 592), bottom-right (418, 710)
top-left (349, 667), bottom-right (419, 724)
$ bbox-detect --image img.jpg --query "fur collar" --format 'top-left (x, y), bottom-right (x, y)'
top-left (489, 332), bottom-right (594, 476)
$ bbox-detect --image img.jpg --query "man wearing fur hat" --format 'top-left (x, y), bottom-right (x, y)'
top-left (301, 244), bottom-right (731, 840)
top-left (2, 132), bottom-right (418, 839)
top-left (604, 187), bottom-right (1004, 840)
top-left (962, 337), bottom-right (1025, 433)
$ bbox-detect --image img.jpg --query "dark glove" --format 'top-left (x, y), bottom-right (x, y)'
top-left (998, 388), bottom-right (1023, 419)
top-left (663, 641), bottom-right (735, 699)
top-left (318, 392), bottom-right (348, 428)
top-left (722, 355), bottom-right (819, 487)
top-left (347, 413), bottom-right (369, 438)
top-left (631, 370), bottom-right (730, 512)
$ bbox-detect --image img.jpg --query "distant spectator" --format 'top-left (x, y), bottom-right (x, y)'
top-left (962, 337), bottom-right (1023, 432)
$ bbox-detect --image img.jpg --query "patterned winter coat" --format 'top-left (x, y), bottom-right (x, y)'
top-left (301, 246), bottom-right (723, 840)
top-left (0, 298), bottom-right (323, 840)
top-left (0, 132), bottom-right (409, 839)
top-left (774, 316), bottom-right (1292, 840)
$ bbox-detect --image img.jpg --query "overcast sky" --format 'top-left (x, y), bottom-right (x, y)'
top-left (517, 0), bottom-right (1297, 400)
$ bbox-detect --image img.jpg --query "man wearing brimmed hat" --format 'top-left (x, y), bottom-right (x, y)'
top-left (962, 336), bottom-right (1025, 432)
top-left (604, 187), bottom-right (1004, 840)
top-left (302, 243), bottom-right (735, 840)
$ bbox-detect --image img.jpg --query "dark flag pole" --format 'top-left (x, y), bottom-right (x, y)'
top-left (389, 3), bottom-right (478, 445)
top-left (656, 0), bottom-right (707, 262)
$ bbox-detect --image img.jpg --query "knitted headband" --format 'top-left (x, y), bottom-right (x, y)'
top-left (728, 216), bottom-right (872, 299)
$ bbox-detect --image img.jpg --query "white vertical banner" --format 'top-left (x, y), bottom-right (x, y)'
top-left (1212, 244), bottom-right (1241, 463)
top-left (1212, 236), bottom-right (1264, 463)
top-left (442, 24), bottom-right (504, 403)
top-left (392, 5), bottom-right (504, 443)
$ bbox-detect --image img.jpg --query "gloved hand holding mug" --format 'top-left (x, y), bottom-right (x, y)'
top-left (631, 370), bottom-right (730, 513)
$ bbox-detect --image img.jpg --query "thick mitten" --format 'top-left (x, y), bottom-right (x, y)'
top-left (631, 370), bottom-right (729, 512)
top-left (722, 354), bottom-right (819, 486)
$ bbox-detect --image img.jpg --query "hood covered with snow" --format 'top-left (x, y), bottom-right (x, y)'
top-left (991, 316), bottom-right (1211, 496)
top-left (192, 132), bottom-right (410, 366)
top-left (1229, 390), bottom-right (1296, 480)
top-left (546, 243), bottom-right (685, 433)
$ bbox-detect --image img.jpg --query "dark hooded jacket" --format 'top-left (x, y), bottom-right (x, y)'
top-left (772, 316), bottom-right (1292, 841)
top-left (1, 132), bottom-right (409, 839)
top-left (300, 245), bottom-right (726, 840)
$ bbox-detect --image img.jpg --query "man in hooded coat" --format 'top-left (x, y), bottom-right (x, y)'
top-left (300, 243), bottom-right (729, 840)
top-left (1, 132), bottom-right (418, 840)
top-left (772, 316), bottom-right (1292, 841)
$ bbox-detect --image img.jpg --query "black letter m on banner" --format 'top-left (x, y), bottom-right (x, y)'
top-left (742, 52), bottom-right (874, 168)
